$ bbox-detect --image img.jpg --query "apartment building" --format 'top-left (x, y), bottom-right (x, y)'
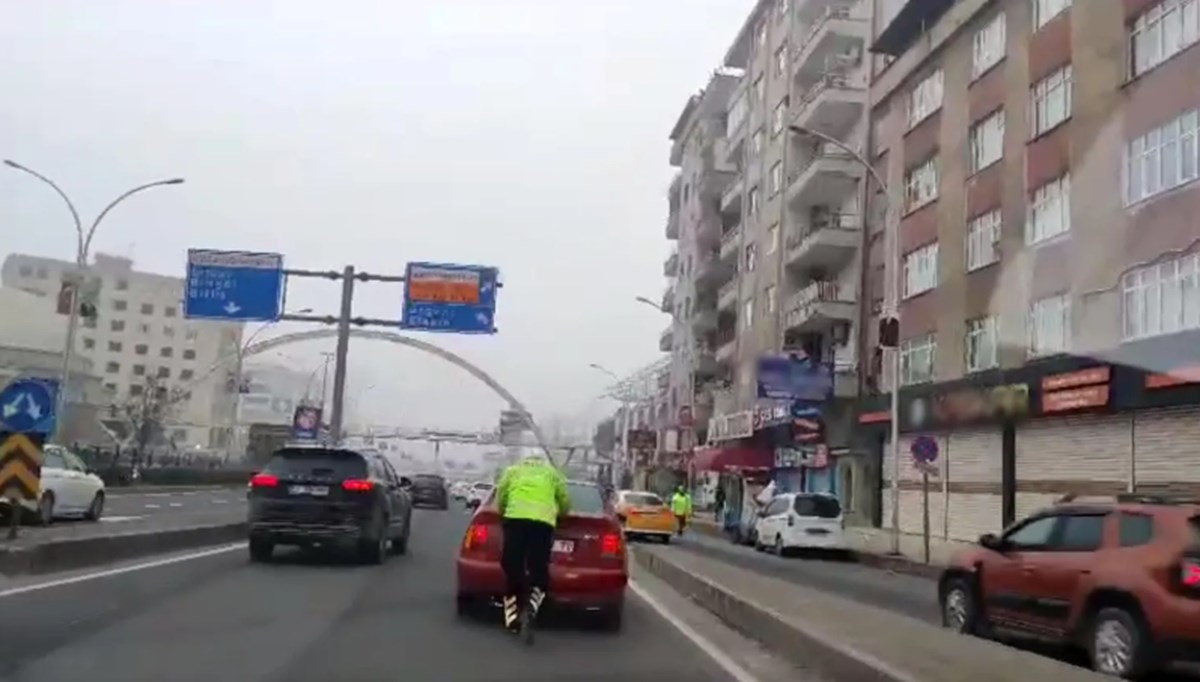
top-left (856, 0), bottom-right (1200, 544)
top-left (1, 252), bottom-right (243, 449)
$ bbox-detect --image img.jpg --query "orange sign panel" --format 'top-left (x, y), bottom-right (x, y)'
top-left (1146, 365), bottom-right (1200, 389)
top-left (407, 268), bottom-right (481, 305)
top-left (1042, 366), bottom-right (1110, 392)
top-left (1042, 385), bottom-right (1110, 414)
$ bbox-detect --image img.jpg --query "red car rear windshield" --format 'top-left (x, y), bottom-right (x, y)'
top-left (264, 448), bottom-right (367, 479)
top-left (485, 483), bottom-right (606, 514)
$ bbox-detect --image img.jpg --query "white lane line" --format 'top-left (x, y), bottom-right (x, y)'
top-left (0, 543), bottom-right (245, 599)
top-left (211, 499), bottom-right (228, 504)
top-left (100, 515), bottom-right (144, 523)
top-left (629, 578), bottom-right (761, 682)
top-left (168, 502), bottom-right (183, 508)
top-left (144, 504), bottom-right (161, 509)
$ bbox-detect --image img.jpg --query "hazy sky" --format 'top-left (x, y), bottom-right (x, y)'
top-left (1, 0), bottom-right (752, 432)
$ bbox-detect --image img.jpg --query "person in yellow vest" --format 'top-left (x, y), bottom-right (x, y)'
top-left (495, 450), bottom-right (571, 639)
top-left (670, 485), bottom-right (693, 536)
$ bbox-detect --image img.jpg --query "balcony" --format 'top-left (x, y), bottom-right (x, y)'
top-left (792, 73), bottom-right (867, 141)
top-left (718, 224), bottom-right (742, 261)
top-left (691, 305), bottom-right (718, 335)
top-left (783, 281), bottom-right (855, 334)
top-left (657, 370), bottom-right (670, 390)
top-left (715, 335), bottom-right (737, 366)
top-left (694, 249), bottom-right (735, 294)
top-left (719, 176), bottom-right (744, 215)
top-left (784, 214), bottom-right (860, 272)
top-left (659, 326), bottom-right (673, 352)
top-left (665, 210), bottom-right (680, 240)
top-left (717, 280), bottom-right (739, 312)
top-left (786, 142), bottom-right (863, 209)
top-left (694, 347), bottom-right (719, 376)
top-left (662, 285), bottom-right (675, 313)
top-left (793, 7), bottom-right (869, 89)
top-left (669, 172), bottom-right (682, 211)
top-left (663, 251), bottom-right (679, 277)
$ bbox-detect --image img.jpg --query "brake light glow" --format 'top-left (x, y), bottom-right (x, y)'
top-left (464, 524), bottom-right (489, 550)
top-left (249, 473), bottom-right (278, 488)
top-left (601, 532), bottom-right (622, 556)
top-left (341, 479), bottom-right (374, 492)
top-left (1182, 559), bottom-right (1200, 587)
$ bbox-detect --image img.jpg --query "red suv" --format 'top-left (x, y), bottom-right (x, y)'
top-left (938, 495), bottom-right (1200, 678)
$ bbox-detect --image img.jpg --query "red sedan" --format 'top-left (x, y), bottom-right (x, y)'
top-left (455, 480), bottom-right (627, 631)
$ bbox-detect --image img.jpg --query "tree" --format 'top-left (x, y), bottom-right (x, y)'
top-left (110, 375), bottom-right (188, 465)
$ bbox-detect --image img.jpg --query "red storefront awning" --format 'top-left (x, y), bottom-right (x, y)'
top-left (693, 445), bottom-right (773, 473)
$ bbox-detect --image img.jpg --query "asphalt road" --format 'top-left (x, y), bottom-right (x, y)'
top-left (0, 508), bottom-right (769, 682)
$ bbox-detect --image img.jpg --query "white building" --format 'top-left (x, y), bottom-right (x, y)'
top-left (1, 252), bottom-right (243, 449)
top-left (237, 361), bottom-right (313, 426)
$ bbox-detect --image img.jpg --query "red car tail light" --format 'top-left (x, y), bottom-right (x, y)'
top-left (1182, 558), bottom-right (1200, 588)
top-left (250, 473), bottom-right (278, 488)
top-left (341, 479), bottom-right (374, 492)
top-left (463, 523), bottom-right (489, 550)
top-left (600, 532), bottom-right (623, 556)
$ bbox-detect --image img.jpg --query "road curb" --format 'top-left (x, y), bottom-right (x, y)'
top-left (633, 546), bottom-right (907, 682)
top-left (0, 522), bottom-right (246, 576)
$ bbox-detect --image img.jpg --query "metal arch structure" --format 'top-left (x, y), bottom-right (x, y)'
top-left (241, 329), bottom-right (553, 458)
top-left (602, 356), bottom-right (670, 404)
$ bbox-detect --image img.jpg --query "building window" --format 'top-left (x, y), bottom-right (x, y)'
top-left (965, 316), bottom-right (999, 372)
top-left (183, 348), bottom-right (196, 360)
top-left (900, 334), bottom-right (936, 385)
top-left (753, 74), bottom-right (764, 105)
top-left (107, 341), bottom-right (122, 353)
top-left (36, 267), bottom-right (48, 279)
top-left (1126, 108), bottom-right (1199, 204)
top-left (771, 98), bottom-right (788, 136)
top-left (82, 337), bottom-right (95, 350)
top-left (164, 305), bottom-right (177, 318)
top-left (966, 209), bottom-right (1002, 271)
top-left (904, 157), bottom-right (939, 212)
top-left (969, 110), bottom-right (1005, 174)
top-left (748, 186), bottom-right (760, 217)
top-left (110, 320), bottom-right (125, 333)
top-left (133, 364), bottom-right (146, 376)
top-left (1033, 0), bottom-right (1071, 29)
top-left (972, 12), bottom-right (1006, 79)
top-left (129, 383), bottom-right (144, 396)
top-left (140, 303), bottom-right (154, 315)
top-left (1026, 174), bottom-right (1071, 245)
top-left (180, 369), bottom-right (195, 381)
top-left (765, 285), bottom-right (777, 313)
top-left (1029, 293), bottom-right (1071, 356)
top-left (777, 0), bottom-right (789, 19)
top-left (160, 347), bottom-right (174, 358)
top-left (115, 278), bottom-right (129, 291)
top-left (766, 223), bottom-right (779, 254)
top-left (1031, 65), bottom-right (1072, 137)
top-left (1131, 0), bottom-right (1200, 77)
top-left (769, 161), bottom-right (784, 195)
top-left (83, 317), bottom-right (96, 329)
top-left (775, 45), bottom-right (787, 76)
top-left (745, 243), bottom-right (758, 272)
top-left (113, 299), bottom-right (127, 311)
top-left (751, 128), bottom-right (764, 158)
top-left (157, 367), bottom-right (171, 379)
top-left (1122, 251), bottom-right (1200, 340)
top-left (903, 242), bottom-right (939, 298)
top-left (756, 21), bottom-right (767, 49)
top-left (105, 361), bottom-right (120, 374)
top-left (163, 325), bottom-right (176, 337)
top-left (17, 265), bottom-right (32, 277)
top-left (907, 69), bottom-right (944, 129)
top-left (743, 299), bottom-right (754, 330)
top-left (185, 328), bottom-right (198, 342)
top-left (135, 344), bottom-right (148, 356)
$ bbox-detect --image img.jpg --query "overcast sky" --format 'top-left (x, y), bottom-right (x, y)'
top-left (1, 0), bottom-right (752, 432)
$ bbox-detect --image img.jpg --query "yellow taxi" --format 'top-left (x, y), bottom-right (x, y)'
top-left (614, 490), bottom-right (676, 543)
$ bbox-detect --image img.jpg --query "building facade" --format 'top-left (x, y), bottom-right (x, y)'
top-left (857, 0), bottom-right (1200, 544)
top-left (1, 252), bottom-right (243, 449)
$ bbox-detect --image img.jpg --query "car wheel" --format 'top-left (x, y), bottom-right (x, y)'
top-left (36, 492), bottom-right (55, 526)
top-left (597, 603), bottom-right (623, 633)
top-left (84, 492), bottom-right (105, 521)
top-left (391, 515), bottom-right (410, 555)
top-left (659, 534), bottom-right (671, 545)
top-left (774, 534), bottom-right (785, 557)
top-left (249, 537), bottom-right (274, 563)
top-left (360, 518), bottom-right (389, 565)
top-left (940, 577), bottom-right (981, 635)
top-left (1087, 606), bottom-right (1152, 678)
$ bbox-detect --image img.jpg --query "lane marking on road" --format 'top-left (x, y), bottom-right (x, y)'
top-left (629, 578), bottom-right (761, 682)
top-left (211, 499), bottom-right (228, 504)
top-left (143, 504), bottom-right (161, 509)
top-left (168, 503), bottom-right (183, 508)
top-left (0, 543), bottom-right (246, 599)
top-left (100, 515), bottom-right (144, 523)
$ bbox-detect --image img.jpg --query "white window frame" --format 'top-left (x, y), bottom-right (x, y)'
top-left (969, 109), bottom-right (1005, 174)
top-left (1033, 0), bottom-right (1071, 30)
top-left (743, 299), bottom-right (755, 330)
top-left (966, 209), bottom-right (1002, 271)
top-left (1025, 174), bottom-right (1071, 245)
top-left (965, 316), bottom-right (999, 372)
top-left (769, 161), bottom-right (784, 195)
top-left (775, 44), bottom-right (787, 76)
top-left (1130, 0), bottom-right (1200, 78)
top-left (902, 242), bottom-right (939, 299)
top-left (748, 186), bottom-right (761, 217)
top-left (1122, 252), bottom-right (1200, 340)
top-left (1125, 108), bottom-right (1200, 205)
top-left (1030, 64), bottom-right (1072, 138)
top-left (1028, 293), bottom-right (1071, 357)
top-left (765, 285), bottom-right (777, 313)
top-left (904, 157), bottom-right (939, 212)
top-left (751, 128), bottom-right (765, 158)
top-left (766, 223), bottom-right (779, 254)
top-left (900, 334), bottom-right (936, 386)
top-left (972, 12), bottom-right (1007, 79)
top-left (772, 99), bottom-right (787, 136)
top-left (907, 69), bottom-right (944, 129)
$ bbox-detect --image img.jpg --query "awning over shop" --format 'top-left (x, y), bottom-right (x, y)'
top-left (693, 445), bottom-right (773, 473)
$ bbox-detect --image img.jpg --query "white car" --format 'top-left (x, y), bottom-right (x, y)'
top-left (753, 492), bottom-right (845, 555)
top-left (20, 445), bottom-right (106, 524)
top-left (466, 481), bottom-right (494, 507)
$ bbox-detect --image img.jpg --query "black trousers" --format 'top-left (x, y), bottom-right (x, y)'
top-left (501, 518), bottom-right (554, 598)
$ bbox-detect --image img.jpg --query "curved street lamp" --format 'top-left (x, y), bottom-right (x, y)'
top-left (4, 160), bottom-right (184, 442)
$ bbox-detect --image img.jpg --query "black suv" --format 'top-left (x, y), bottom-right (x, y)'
top-left (410, 474), bottom-right (449, 509)
top-left (247, 446), bottom-right (413, 564)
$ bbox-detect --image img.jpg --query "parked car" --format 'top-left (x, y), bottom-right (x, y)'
top-left (753, 492), bottom-right (845, 555)
top-left (613, 490), bottom-right (674, 543)
top-left (246, 445), bottom-right (413, 564)
top-left (450, 481), bottom-right (469, 501)
top-left (456, 480), bottom-right (627, 630)
top-left (938, 494), bottom-right (1200, 678)
top-left (465, 481), bottom-right (494, 509)
top-left (410, 473), bottom-right (449, 509)
top-left (6, 444), bottom-right (107, 524)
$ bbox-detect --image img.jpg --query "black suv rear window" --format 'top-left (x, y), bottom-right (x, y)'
top-left (793, 495), bottom-right (841, 518)
top-left (414, 475), bottom-right (444, 485)
top-left (264, 448), bottom-right (367, 479)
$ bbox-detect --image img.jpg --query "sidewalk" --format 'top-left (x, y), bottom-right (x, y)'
top-left (631, 544), bottom-right (1106, 682)
top-left (689, 515), bottom-right (971, 579)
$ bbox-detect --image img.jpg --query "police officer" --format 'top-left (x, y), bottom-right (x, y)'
top-left (495, 449), bottom-right (571, 636)
top-left (670, 484), bottom-right (693, 536)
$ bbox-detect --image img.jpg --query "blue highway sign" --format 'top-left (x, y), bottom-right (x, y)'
top-left (0, 378), bottom-right (57, 434)
top-left (184, 249), bottom-right (284, 322)
top-left (401, 262), bottom-right (498, 334)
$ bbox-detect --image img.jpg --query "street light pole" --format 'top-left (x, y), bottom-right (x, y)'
top-left (787, 125), bottom-right (901, 555)
top-left (4, 160), bottom-right (184, 444)
top-left (634, 295), bottom-right (693, 492)
top-left (589, 363), bottom-right (629, 488)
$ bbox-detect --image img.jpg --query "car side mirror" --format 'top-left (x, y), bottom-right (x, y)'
top-left (979, 533), bottom-right (1004, 551)
top-left (398, 476), bottom-right (412, 490)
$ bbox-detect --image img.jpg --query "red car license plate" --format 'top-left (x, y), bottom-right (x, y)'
top-left (552, 539), bottom-right (574, 554)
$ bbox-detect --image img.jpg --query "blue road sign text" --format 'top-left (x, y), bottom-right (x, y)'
top-left (184, 249), bottom-right (284, 322)
top-left (401, 262), bottom-right (498, 334)
top-left (0, 378), bottom-right (58, 434)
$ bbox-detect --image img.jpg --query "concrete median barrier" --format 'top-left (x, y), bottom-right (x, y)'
top-left (0, 522), bottom-right (246, 576)
top-left (632, 545), bottom-right (1105, 682)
